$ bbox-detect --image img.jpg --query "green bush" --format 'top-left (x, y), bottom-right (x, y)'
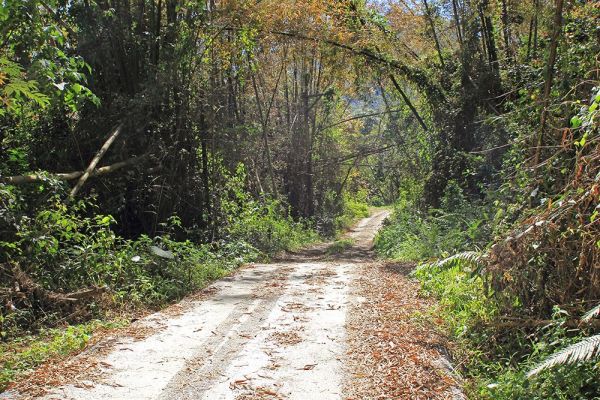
top-left (413, 260), bottom-right (600, 400)
top-left (2, 197), bottom-right (254, 310)
top-left (375, 181), bottom-right (489, 261)
top-left (413, 263), bottom-right (495, 338)
top-left (220, 164), bottom-right (318, 254)
top-left (334, 196), bottom-right (369, 232)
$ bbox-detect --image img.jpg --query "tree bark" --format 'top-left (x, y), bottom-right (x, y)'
top-left (532, 0), bottom-right (539, 59)
top-left (500, 0), bottom-right (512, 61)
top-left (451, 0), bottom-right (463, 46)
top-left (526, 11), bottom-right (534, 60)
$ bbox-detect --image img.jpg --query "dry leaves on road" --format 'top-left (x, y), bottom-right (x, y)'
top-left (345, 261), bottom-right (461, 400)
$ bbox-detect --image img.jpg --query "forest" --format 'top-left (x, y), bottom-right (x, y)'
top-left (0, 0), bottom-right (598, 398)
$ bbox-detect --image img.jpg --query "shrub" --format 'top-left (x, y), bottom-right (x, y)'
top-left (413, 256), bottom-right (600, 400)
top-left (219, 165), bottom-right (318, 254)
top-left (375, 182), bottom-right (489, 261)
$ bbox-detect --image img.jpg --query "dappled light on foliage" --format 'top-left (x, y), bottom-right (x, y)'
top-left (1, 0), bottom-right (599, 397)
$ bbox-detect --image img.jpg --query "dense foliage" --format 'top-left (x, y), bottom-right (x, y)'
top-left (1, 0), bottom-right (598, 396)
top-left (375, 0), bottom-right (599, 395)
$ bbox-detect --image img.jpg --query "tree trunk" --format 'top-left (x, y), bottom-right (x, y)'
top-left (423, 0), bottom-right (445, 68)
top-left (533, 0), bottom-right (565, 167)
top-left (501, 0), bottom-right (512, 61)
top-left (451, 0), bottom-right (464, 46)
top-left (532, 0), bottom-right (539, 59)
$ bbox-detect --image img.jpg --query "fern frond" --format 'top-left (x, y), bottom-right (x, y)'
top-left (582, 303), bottom-right (600, 323)
top-left (527, 334), bottom-right (600, 378)
top-left (434, 251), bottom-right (485, 273)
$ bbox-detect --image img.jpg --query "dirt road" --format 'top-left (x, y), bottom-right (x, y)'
top-left (6, 210), bottom-right (460, 399)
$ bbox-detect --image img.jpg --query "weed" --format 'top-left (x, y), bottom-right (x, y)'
top-left (0, 319), bottom-right (126, 390)
top-left (326, 238), bottom-right (355, 254)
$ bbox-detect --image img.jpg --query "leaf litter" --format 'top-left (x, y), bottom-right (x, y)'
top-left (344, 261), bottom-right (462, 400)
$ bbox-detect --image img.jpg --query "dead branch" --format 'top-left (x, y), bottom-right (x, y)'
top-left (0, 154), bottom-right (149, 185)
top-left (70, 124), bottom-right (123, 198)
top-left (5, 263), bottom-right (108, 307)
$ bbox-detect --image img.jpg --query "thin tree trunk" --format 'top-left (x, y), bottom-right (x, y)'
top-left (532, 0), bottom-right (539, 59)
top-left (153, 0), bottom-right (162, 65)
top-left (423, 0), bottom-right (445, 68)
top-left (533, 0), bottom-right (565, 167)
top-left (452, 0), bottom-right (463, 46)
top-left (199, 113), bottom-right (211, 222)
top-left (250, 64), bottom-right (278, 195)
top-left (526, 13), bottom-right (534, 60)
top-left (501, 0), bottom-right (512, 61)
top-left (301, 61), bottom-right (312, 217)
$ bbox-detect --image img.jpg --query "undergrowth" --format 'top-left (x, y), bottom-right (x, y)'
top-left (375, 181), bottom-right (490, 261)
top-left (334, 194), bottom-right (370, 232)
top-left (376, 182), bottom-right (600, 399)
top-left (0, 319), bottom-right (126, 390)
top-left (0, 167), bottom-right (322, 390)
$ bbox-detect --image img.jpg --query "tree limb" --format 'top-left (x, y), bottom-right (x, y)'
top-left (389, 74), bottom-right (428, 131)
top-left (220, 26), bottom-right (445, 104)
top-left (70, 124), bottom-right (123, 198)
top-left (1, 154), bottom-right (149, 185)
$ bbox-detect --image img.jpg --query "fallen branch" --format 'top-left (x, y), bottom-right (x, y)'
top-left (0, 154), bottom-right (149, 185)
top-left (70, 124), bottom-right (123, 198)
top-left (4, 263), bottom-right (108, 307)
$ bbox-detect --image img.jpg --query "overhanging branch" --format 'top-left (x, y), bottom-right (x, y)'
top-left (220, 26), bottom-right (445, 103)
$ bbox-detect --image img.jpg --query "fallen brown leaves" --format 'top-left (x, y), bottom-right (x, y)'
top-left (268, 330), bottom-right (303, 346)
top-left (234, 385), bottom-right (284, 400)
top-left (8, 327), bottom-right (119, 399)
top-left (9, 313), bottom-right (164, 398)
top-left (345, 261), bottom-right (460, 400)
